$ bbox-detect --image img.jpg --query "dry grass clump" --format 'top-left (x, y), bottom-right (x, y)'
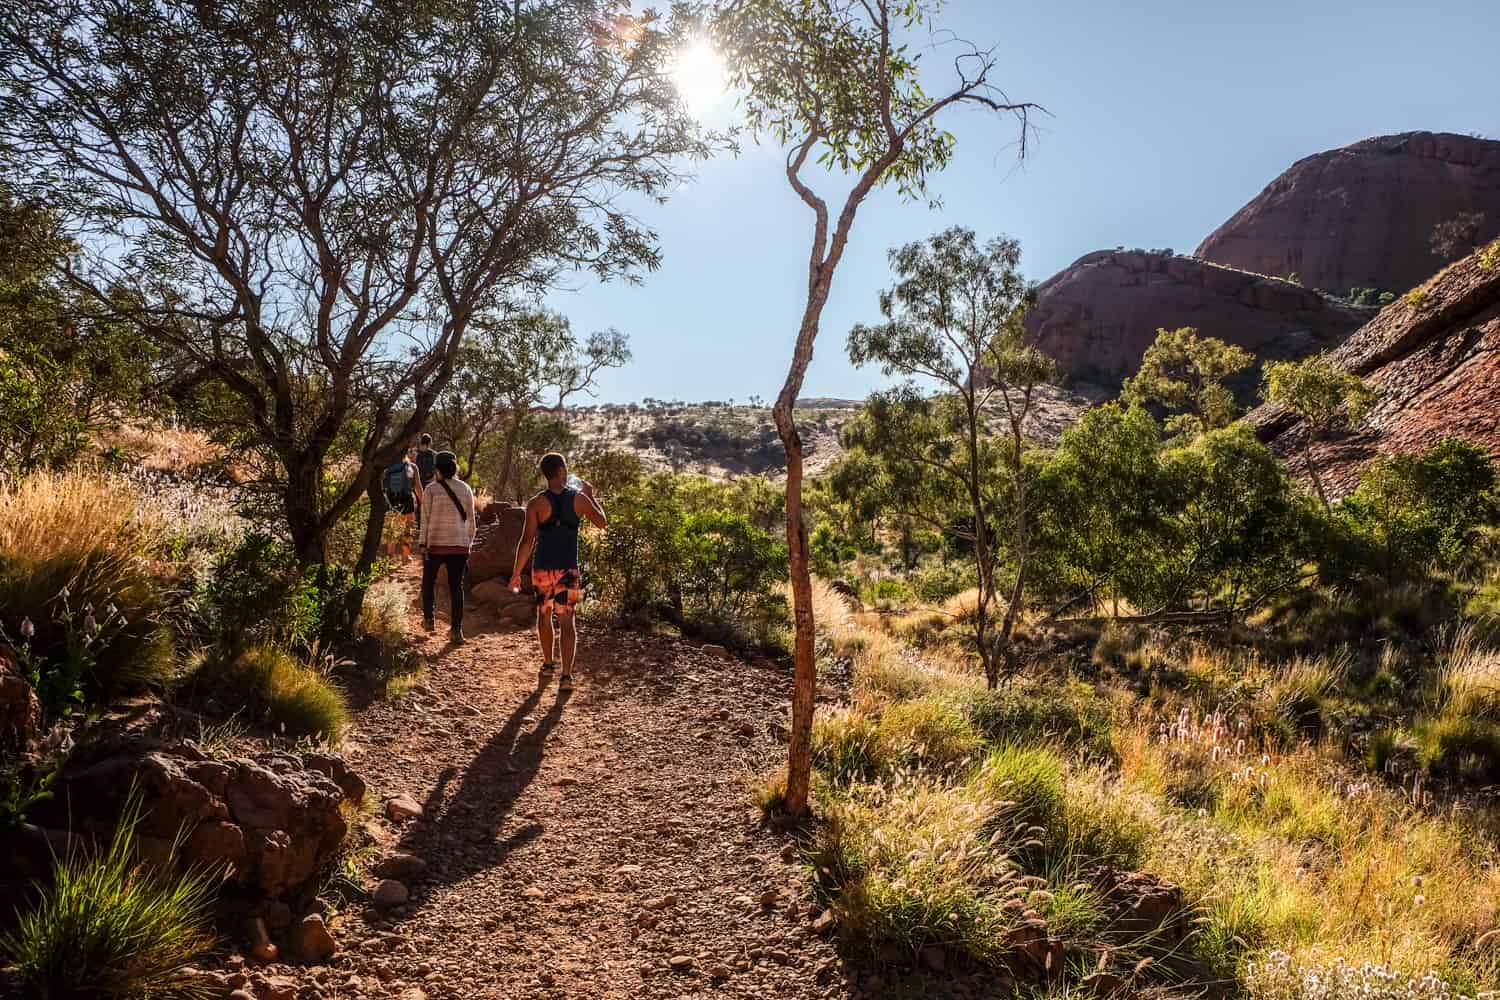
top-left (195, 645), bottom-right (348, 745)
top-left (0, 471), bottom-right (176, 695)
top-left (1414, 624), bottom-right (1500, 776)
top-left (100, 422), bottom-right (222, 475)
top-left (357, 578), bottom-right (409, 647)
top-left (1119, 709), bottom-right (1500, 991)
top-left (812, 777), bottom-right (1025, 964)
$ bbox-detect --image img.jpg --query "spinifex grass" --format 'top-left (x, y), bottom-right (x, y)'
top-left (1, 794), bottom-right (219, 1000)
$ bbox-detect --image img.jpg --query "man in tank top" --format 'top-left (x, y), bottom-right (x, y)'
top-left (509, 452), bottom-right (607, 692)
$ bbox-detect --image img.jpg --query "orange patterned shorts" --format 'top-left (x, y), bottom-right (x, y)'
top-left (532, 567), bottom-right (582, 617)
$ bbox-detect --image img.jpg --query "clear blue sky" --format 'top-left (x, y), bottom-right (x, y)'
top-left (546, 0), bottom-right (1499, 404)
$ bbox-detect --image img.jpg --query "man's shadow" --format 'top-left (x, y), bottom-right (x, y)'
top-left (393, 677), bottom-right (570, 911)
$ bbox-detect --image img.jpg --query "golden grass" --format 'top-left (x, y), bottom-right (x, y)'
top-left (0, 471), bottom-right (174, 691)
top-left (357, 579), bottom-right (409, 647)
top-left (1433, 624), bottom-right (1500, 721)
top-left (100, 422), bottom-right (222, 475)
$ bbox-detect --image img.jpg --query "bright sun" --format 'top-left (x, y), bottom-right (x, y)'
top-left (671, 39), bottom-right (727, 114)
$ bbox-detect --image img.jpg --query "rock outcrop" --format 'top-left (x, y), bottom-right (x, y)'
top-left (0, 653), bottom-right (42, 757)
top-left (1254, 241), bottom-right (1500, 499)
top-left (1024, 249), bottom-right (1371, 393)
top-left (36, 743), bottom-right (359, 902)
top-left (1197, 131), bottom-right (1500, 295)
top-left (467, 502), bottom-right (527, 584)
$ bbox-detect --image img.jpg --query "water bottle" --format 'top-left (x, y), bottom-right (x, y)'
top-left (565, 473), bottom-right (584, 492)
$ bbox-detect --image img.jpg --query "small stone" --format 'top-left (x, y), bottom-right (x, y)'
top-left (810, 910), bottom-right (836, 934)
top-left (385, 794), bottom-right (424, 822)
top-left (707, 964), bottom-right (731, 980)
top-left (295, 913), bottom-right (336, 964)
top-left (738, 722), bottom-right (756, 738)
top-left (701, 644), bottom-right (732, 660)
top-left (260, 976), bottom-right (298, 1000)
top-left (523, 886), bottom-right (546, 901)
top-left (614, 864), bottom-right (643, 878)
top-left (644, 894), bottom-right (676, 910)
top-left (668, 955), bottom-right (693, 971)
top-left (769, 949), bottom-right (790, 964)
top-left (373, 852), bottom-right (429, 880)
top-left (780, 843), bottom-right (797, 862)
top-left (759, 889), bottom-right (780, 908)
top-left (373, 879), bottom-right (410, 909)
top-left (246, 916), bottom-right (277, 964)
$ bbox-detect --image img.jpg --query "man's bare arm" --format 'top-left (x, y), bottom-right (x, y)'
top-left (576, 490), bottom-right (607, 530)
top-left (510, 501), bottom-right (541, 588)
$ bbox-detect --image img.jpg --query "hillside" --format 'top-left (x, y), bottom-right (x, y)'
top-left (568, 389), bottom-right (1092, 479)
top-left (1024, 248), bottom-right (1372, 394)
top-left (1197, 131), bottom-right (1500, 295)
top-left (1253, 239), bottom-right (1500, 498)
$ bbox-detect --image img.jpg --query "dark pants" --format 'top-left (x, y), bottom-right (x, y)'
top-left (421, 553), bottom-right (468, 629)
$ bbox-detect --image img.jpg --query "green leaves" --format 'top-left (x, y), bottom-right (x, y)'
top-left (1121, 327), bottom-right (1252, 436)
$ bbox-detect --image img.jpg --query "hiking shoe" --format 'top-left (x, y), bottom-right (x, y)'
top-left (538, 662), bottom-right (557, 684)
top-left (559, 673), bottom-right (574, 693)
top-left (450, 627), bottom-right (465, 646)
top-left (422, 617), bottom-right (435, 633)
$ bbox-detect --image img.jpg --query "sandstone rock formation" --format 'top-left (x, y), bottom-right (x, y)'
top-left (1024, 249), bottom-right (1371, 392)
top-left (1197, 131), bottom-right (1500, 295)
top-left (39, 743), bottom-right (359, 902)
top-left (1254, 241), bottom-right (1500, 499)
top-left (467, 502), bottom-right (527, 584)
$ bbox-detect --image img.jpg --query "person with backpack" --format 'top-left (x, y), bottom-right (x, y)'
top-left (383, 451), bottom-right (422, 562)
top-left (509, 453), bottom-right (607, 692)
top-left (412, 433), bottom-right (438, 530)
top-left (417, 450), bottom-right (477, 644)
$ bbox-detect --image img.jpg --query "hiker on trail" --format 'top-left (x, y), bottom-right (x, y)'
top-left (383, 450), bottom-right (423, 562)
top-left (414, 433), bottom-right (437, 489)
top-left (413, 433), bottom-right (438, 529)
top-left (419, 450), bottom-right (477, 645)
top-left (509, 453), bottom-right (607, 693)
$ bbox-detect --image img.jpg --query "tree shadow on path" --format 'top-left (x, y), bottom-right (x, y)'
top-left (394, 674), bottom-right (570, 912)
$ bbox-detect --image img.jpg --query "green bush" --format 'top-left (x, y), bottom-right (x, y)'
top-left (969, 745), bottom-right (1065, 832)
top-left (876, 697), bottom-right (984, 772)
top-left (959, 683), bottom-right (1114, 759)
top-left (194, 531), bottom-right (318, 650)
top-left (198, 645), bottom-right (348, 744)
top-left (1, 793), bottom-right (218, 1000)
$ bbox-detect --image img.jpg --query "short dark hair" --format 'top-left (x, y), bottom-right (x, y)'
top-left (419, 433), bottom-right (432, 447)
top-left (435, 451), bottom-right (459, 480)
top-left (539, 453), bottom-right (566, 479)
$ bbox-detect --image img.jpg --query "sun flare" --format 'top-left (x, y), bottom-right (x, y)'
top-left (671, 38), bottom-right (727, 114)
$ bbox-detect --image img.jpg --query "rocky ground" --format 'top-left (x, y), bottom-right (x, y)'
top-left (226, 566), bottom-right (862, 1000)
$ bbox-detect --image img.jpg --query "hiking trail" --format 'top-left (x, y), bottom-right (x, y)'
top-left (289, 565), bottom-right (855, 999)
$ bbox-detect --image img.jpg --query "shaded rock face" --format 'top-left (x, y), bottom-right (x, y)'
top-left (1024, 249), bottom-right (1371, 393)
top-left (1197, 131), bottom-right (1500, 295)
top-left (0, 653), bottom-right (42, 757)
top-left (42, 745), bottom-right (358, 902)
top-left (1254, 243), bottom-right (1500, 499)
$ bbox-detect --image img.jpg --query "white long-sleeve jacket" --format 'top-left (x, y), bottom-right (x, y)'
top-left (418, 477), bottom-right (477, 554)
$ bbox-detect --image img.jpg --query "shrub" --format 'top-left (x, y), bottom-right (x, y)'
top-left (812, 780), bottom-right (1022, 964)
top-left (959, 683), bottom-right (1114, 759)
top-left (876, 697), bottom-right (984, 773)
top-left (1, 793), bottom-right (218, 1000)
top-left (968, 745), bottom-right (1065, 832)
top-left (355, 578), bottom-right (408, 647)
top-left (199, 645), bottom-right (348, 744)
top-left (1406, 288), bottom-right (1429, 310)
top-left (812, 707), bottom-right (883, 785)
top-left (0, 471), bottom-right (174, 707)
top-left (194, 531), bottom-right (318, 651)
top-left (909, 561), bottom-right (974, 603)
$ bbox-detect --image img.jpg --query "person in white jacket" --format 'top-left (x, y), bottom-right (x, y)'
top-left (417, 451), bottom-right (477, 644)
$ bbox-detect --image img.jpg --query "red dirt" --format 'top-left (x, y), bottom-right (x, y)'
top-left (282, 567), bottom-right (858, 999)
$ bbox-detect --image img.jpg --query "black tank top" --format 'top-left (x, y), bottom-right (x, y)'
top-left (533, 488), bottom-right (580, 570)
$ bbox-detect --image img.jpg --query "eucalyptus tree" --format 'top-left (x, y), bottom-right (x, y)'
top-left (0, 0), bottom-right (708, 585)
top-left (430, 308), bottom-right (629, 496)
top-left (1121, 327), bottom-right (1252, 437)
top-left (847, 228), bottom-right (1055, 688)
top-left (715, 0), bottom-right (1039, 814)
top-left (1261, 353), bottom-right (1375, 508)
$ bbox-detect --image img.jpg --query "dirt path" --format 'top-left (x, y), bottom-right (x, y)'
top-left (311, 568), bottom-right (856, 1000)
